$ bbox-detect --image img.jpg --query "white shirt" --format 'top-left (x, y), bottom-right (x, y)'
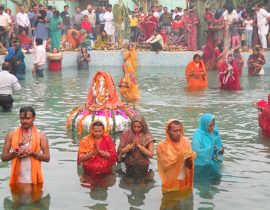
top-left (223, 9), bottom-right (238, 29)
top-left (146, 34), bottom-right (164, 47)
top-left (99, 12), bottom-right (105, 25)
top-left (16, 12), bottom-right (30, 27)
top-left (0, 70), bottom-right (21, 95)
top-left (18, 142), bottom-right (32, 183)
top-left (244, 19), bottom-right (253, 30)
top-left (34, 45), bottom-right (46, 66)
top-left (103, 11), bottom-right (115, 35)
top-left (172, 11), bottom-right (183, 20)
top-left (0, 12), bottom-right (11, 27)
top-left (257, 8), bottom-right (270, 35)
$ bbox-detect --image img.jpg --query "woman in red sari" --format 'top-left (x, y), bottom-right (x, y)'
top-left (218, 53), bottom-right (241, 90)
top-left (184, 9), bottom-right (198, 51)
top-left (77, 120), bottom-right (117, 175)
top-left (143, 10), bottom-right (158, 40)
top-left (256, 94), bottom-right (270, 138)
top-left (233, 48), bottom-right (244, 75)
top-left (18, 31), bottom-right (32, 50)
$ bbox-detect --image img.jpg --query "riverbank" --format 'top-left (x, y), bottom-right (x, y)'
top-left (0, 50), bottom-right (269, 68)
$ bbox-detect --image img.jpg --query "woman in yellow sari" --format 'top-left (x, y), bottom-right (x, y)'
top-left (123, 44), bottom-right (137, 75)
top-left (118, 62), bottom-right (140, 100)
top-left (157, 119), bottom-right (196, 194)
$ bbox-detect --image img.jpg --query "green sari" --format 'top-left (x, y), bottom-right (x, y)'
top-left (49, 16), bottom-right (63, 51)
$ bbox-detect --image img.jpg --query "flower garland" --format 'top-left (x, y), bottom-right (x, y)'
top-left (111, 110), bottom-right (116, 133)
top-left (77, 110), bottom-right (92, 137)
top-left (105, 109), bottom-right (110, 133)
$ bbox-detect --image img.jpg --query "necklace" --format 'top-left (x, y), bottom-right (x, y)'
top-left (20, 130), bottom-right (32, 146)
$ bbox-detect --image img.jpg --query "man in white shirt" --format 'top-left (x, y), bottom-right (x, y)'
top-left (16, 6), bottom-right (31, 35)
top-left (99, 6), bottom-right (106, 32)
top-left (103, 4), bottom-right (115, 43)
top-left (146, 28), bottom-right (163, 53)
top-left (33, 38), bottom-right (46, 77)
top-left (255, 4), bottom-right (270, 49)
top-left (0, 62), bottom-right (21, 112)
top-left (223, 5), bottom-right (238, 49)
top-left (0, 5), bottom-right (11, 47)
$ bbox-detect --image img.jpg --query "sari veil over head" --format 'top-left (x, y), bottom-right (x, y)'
top-left (157, 119), bottom-right (196, 193)
top-left (192, 113), bottom-right (223, 166)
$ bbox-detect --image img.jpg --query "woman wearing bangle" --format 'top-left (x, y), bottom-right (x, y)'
top-left (118, 114), bottom-right (154, 177)
top-left (77, 120), bottom-right (117, 175)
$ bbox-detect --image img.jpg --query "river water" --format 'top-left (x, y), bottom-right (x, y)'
top-left (1, 66), bottom-right (270, 210)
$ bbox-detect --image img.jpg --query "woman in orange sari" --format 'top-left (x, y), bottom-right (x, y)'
top-left (185, 54), bottom-right (208, 91)
top-left (157, 119), bottom-right (196, 194)
top-left (77, 120), bottom-right (117, 175)
top-left (66, 28), bottom-right (80, 49)
top-left (123, 44), bottom-right (137, 75)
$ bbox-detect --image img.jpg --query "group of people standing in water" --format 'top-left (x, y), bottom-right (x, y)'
top-left (187, 45), bottom-right (266, 91)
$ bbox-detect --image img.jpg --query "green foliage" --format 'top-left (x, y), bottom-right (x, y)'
top-left (113, 0), bottom-right (130, 46)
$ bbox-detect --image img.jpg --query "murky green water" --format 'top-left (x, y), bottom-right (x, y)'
top-left (1, 66), bottom-right (270, 210)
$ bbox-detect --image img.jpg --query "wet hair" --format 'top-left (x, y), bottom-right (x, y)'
top-left (2, 62), bottom-right (11, 71)
top-left (193, 53), bottom-right (201, 60)
top-left (155, 27), bottom-right (161, 33)
top-left (168, 120), bottom-right (182, 131)
top-left (53, 10), bottom-right (60, 18)
top-left (20, 106), bottom-right (36, 117)
top-left (92, 121), bottom-right (104, 128)
top-left (35, 38), bottom-right (43, 46)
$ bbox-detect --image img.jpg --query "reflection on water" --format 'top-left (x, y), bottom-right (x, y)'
top-left (2, 179), bottom-right (50, 210)
top-left (1, 66), bottom-right (270, 209)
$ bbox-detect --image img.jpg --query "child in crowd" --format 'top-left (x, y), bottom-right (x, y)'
top-left (229, 21), bottom-right (240, 49)
top-left (9, 32), bottom-right (19, 47)
top-left (81, 15), bottom-right (92, 34)
top-left (243, 14), bottom-right (253, 49)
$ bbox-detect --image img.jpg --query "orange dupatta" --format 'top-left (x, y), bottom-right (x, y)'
top-left (157, 119), bottom-right (196, 193)
top-left (10, 126), bottom-right (43, 186)
top-left (185, 60), bottom-right (208, 91)
top-left (78, 120), bottom-right (107, 157)
top-left (86, 71), bottom-right (120, 109)
top-left (123, 49), bottom-right (137, 75)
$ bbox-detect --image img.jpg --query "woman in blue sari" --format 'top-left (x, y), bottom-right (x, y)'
top-left (14, 44), bottom-right (26, 80)
top-left (5, 47), bottom-right (17, 75)
top-left (192, 113), bottom-right (224, 167)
